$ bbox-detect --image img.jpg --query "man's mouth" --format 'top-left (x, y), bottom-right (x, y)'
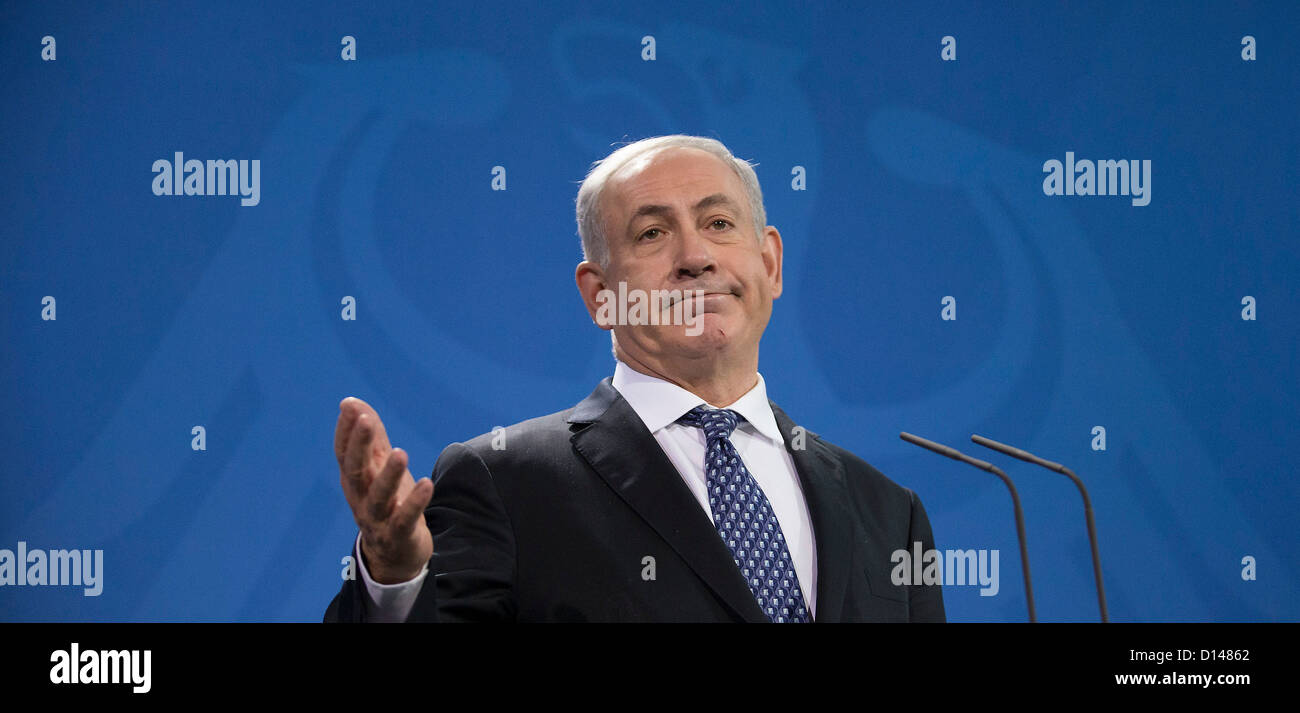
top-left (662, 289), bottom-right (737, 310)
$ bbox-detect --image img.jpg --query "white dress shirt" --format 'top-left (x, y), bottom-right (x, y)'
top-left (357, 360), bottom-right (819, 621)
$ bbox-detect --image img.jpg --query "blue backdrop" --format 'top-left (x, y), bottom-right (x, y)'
top-left (2, 0), bottom-right (1296, 622)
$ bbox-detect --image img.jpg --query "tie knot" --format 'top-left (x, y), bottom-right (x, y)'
top-left (677, 405), bottom-right (740, 440)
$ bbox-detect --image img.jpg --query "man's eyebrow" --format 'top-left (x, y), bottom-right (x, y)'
top-left (627, 194), bottom-right (741, 229)
top-left (629, 204), bottom-right (673, 223)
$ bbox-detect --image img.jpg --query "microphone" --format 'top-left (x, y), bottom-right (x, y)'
top-left (899, 431), bottom-right (1037, 623)
top-left (971, 434), bottom-right (1109, 623)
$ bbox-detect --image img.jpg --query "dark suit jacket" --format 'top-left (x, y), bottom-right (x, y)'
top-left (325, 379), bottom-right (945, 622)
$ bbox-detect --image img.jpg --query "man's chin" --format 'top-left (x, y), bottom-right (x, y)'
top-left (660, 318), bottom-right (740, 355)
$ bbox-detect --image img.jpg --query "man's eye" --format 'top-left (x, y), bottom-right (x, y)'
top-left (710, 219), bottom-right (733, 230)
top-left (639, 228), bottom-right (662, 240)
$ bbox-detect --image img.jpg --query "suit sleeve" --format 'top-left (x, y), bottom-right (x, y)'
top-left (906, 489), bottom-right (947, 623)
top-left (324, 441), bottom-right (518, 622)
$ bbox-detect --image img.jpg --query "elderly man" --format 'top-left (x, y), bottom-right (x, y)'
top-left (326, 135), bottom-right (945, 622)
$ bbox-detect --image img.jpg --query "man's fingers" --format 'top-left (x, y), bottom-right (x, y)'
top-left (392, 477), bottom-right (434, 536)
top-left (342, 412), bottom-right (380, 494)
top-left (367, 448), bottom-right (409, 522)
top-left (334, 398), bottom-right (364, 466)
top-left (361, 404), bottom-right (393, 459)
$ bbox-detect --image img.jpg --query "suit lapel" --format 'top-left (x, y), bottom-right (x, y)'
top-left (771, 402), bottom-right (863, 623)
top-left (567, 380), bottom-right (768, 623)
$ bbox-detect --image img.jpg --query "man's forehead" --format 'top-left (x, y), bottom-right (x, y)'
top-left (605, 147), bottom-right (744, 210)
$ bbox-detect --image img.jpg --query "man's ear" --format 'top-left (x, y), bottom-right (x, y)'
top-left (761, 226), bottom-right (784, 299)
top-left (575, 260), bottom-right (614, 330)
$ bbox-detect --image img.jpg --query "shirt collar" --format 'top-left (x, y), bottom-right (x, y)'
top-left (610, 359), bottom-right (784, 443)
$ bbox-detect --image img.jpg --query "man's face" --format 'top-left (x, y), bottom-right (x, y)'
top-left (579, 147), bottom-right (783, 367)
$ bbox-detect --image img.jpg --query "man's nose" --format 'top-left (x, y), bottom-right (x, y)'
top-left (673, 225), bottom-right (715, 279)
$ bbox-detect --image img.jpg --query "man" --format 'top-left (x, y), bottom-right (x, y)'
top-left (325, 135), bottom-right (945, 622)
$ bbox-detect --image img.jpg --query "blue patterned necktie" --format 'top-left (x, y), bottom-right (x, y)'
top-left (677, 406), bottom-right (810, 623)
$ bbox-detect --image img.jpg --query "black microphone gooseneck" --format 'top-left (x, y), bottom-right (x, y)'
top-left (971, 434), bottom-right (1108, 623)
top-left (899, 431), bottom-right (1037, 623)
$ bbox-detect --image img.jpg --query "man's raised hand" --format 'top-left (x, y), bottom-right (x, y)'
top-left (335, 397), bottom-right (434, 584)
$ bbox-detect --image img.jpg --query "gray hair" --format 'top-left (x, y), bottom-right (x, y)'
top-left (575, 135), bottom-right (767, 266)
